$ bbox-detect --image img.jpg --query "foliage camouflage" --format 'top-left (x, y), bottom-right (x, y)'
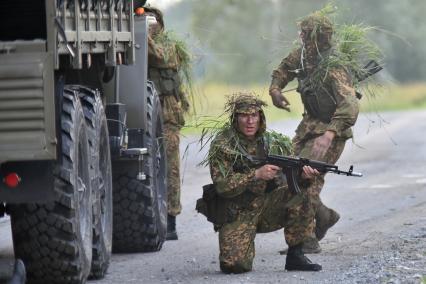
top-left (197, 93), bottom-right (292, 173)
top-left (292, 3), bottom-right (385, 99)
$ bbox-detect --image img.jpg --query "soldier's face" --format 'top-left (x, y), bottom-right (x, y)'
top-left (299, 28), bottom-right (310, 45)
top-left (149, 22), bottom-right (161, 36)
top-left (237, 112), bottom-right (260, 139)
top-left (147, 13), bottom-right (162, 36)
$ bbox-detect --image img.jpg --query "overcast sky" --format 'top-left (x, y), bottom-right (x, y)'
top-left (147, 0), bottom-right (181, 9)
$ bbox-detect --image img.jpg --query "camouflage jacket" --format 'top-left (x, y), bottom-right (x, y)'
top-left (148, 33), bottom-right (183, 98)
top-left (209, 127), bottom-right (292, 210)
top-left (148, 33), bottom-right (188, 126)
top-left (270, 47), bottom-right (359, 140)
top-left (148, 34), bottom-right (179, 70)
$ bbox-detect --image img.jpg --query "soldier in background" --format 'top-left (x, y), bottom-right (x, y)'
top-left (269, 13), bottom-right (360, 252)
top-left (145, 6), bottom-right (190, 240)
top-left (206, 93), bottom-right (322, 273)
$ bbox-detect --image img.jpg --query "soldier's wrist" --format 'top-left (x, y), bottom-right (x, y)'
top-left (324, 130), bottom-right (336, 140)
top-left (254, 168), bottom-right (260, 180)
top-left (269, 87), bottom-right (281, 95)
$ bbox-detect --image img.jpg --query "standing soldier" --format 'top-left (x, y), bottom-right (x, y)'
top-left (201, 93), bottom-right (322, 273)
top-left (145, 6), bottom-right (190, 240)
top-left (269, 12), bottom-right (360, 252)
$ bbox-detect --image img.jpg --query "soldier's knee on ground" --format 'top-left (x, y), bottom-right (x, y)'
top-left (220, 260), bottom-right (252, 274)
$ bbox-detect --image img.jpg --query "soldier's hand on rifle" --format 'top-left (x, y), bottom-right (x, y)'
top-left (301, 165), bottom-right (320, 180)
top-left (311, 130), bottom-right (336, 160)
top-left (255, 164), bottom-right (281, 181)
top-left (269, 88), bottom-right (291, 112)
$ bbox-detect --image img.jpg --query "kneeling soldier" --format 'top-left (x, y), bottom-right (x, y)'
top-left (199, 92), bottom-right (322, 273)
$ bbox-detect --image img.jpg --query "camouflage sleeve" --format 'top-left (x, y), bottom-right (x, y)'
top-left (327, 67), bottom-right (360, 135)
top-left (148, 36), bottom-right (164, 62)
top-left (269, 48), bottom-right (301, 92)
top-left (208, 136), bottom-right (261, 199)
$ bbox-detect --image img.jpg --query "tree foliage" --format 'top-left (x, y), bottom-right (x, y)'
top-left (165, 0), bottom-right (426, 84)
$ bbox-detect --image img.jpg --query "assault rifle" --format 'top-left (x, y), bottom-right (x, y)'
top-left (252, 154), bottom-right (362, 194)
top-left (357, 60), bottom-right (383, 82)
top-left (355, 60), bottom-right (383, 99)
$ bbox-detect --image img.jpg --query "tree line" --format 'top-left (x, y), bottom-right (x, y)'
top-left (164, 0), bottom-right (426, 84)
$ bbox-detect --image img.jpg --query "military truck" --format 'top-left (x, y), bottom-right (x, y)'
top-left (0, 1), bottom-right (167, 283)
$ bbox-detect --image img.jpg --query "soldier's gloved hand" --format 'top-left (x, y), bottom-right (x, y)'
top-left (311, 130), bottom-right (335, 160)
top-left (269, 88), bottom-right (291, 112)
top-left (301, 165), bottom-right (320, 180)
top-left (255, 164), bottom-right (281, 181)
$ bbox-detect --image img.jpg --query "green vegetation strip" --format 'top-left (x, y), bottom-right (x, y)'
top-left (182, 83), bottom-right (426, 135)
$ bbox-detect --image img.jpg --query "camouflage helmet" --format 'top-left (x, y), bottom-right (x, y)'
top-left (225, 92), bottom-right (267, 135)
top-left (299, 12), bottom-right (333, 40)
top-left (144, 6), bottom-right (164, 29)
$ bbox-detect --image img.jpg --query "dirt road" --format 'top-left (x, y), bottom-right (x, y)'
top-left (1, 110), bottom-right (425, 283)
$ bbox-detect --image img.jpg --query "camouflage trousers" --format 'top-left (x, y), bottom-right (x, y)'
top-left (218, 187), bottom-right (314, 273)
top-left (292, 135), bottom-right (346, 210)
top-left (163, 123), bottom-right (181, 216)
top-left (161, 93), bottom-right (185, 217)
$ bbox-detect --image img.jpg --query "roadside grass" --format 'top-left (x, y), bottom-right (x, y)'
top-left (182, 82), bottom-right (426, 135)
top-left (360, 83), bottom-right (426, 112)
top-left (422, 276), bottom-right (426, 284)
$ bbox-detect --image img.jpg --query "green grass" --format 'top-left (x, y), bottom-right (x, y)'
top-left (422, 276), bottom-right (426, 284)
top-left (182, 82), bottom-right (426, 135)
top-left (360, 83), bottom-right (426, 112)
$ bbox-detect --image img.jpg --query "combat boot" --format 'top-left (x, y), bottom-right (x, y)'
top-left (279, 236), bottom-right (322, 255)
top-left (9, 259), bottom-right (26, 284)
top-left (166, 214), bottom-right (178, 240)
top-left (315, 204), bottom-right (340, 241)
top-left (285, 244), bottom-right (322, 271)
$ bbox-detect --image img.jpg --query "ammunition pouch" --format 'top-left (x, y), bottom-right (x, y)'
top-left (298, 78), bottom-right (337, 123)
top-left (148, 67), bottom-right (181, 98)
top-left (196, 184), bottom-right (237, 226)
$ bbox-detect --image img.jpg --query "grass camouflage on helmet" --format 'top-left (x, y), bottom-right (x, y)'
top-left (296, 2), bottom-right (384, 98)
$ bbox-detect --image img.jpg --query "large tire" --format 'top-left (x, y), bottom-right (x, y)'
top-left (10, 86), bottom-right (93, 284)
top-left (112, 82), bottom-right (167, 252)
top-left (77, 86), bottom-right (113, 279)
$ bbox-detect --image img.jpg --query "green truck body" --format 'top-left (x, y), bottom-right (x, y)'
top-left (0, 1), bottom-right (168, 283)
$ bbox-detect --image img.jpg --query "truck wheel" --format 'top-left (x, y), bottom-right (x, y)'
top-left (10, 86), bottom-right (93, 284)
top-left (112, 82), bottom-right (167, 252)
top-left (77, 86), bottom-right (113, 279)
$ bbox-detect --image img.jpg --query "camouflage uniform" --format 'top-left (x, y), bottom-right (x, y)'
top-left (208, 95), bottom-right (315, 273)
top-left (269, 14), bottom-right (359, 243)
top-left (147, 15), bottom-right (187, 218)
